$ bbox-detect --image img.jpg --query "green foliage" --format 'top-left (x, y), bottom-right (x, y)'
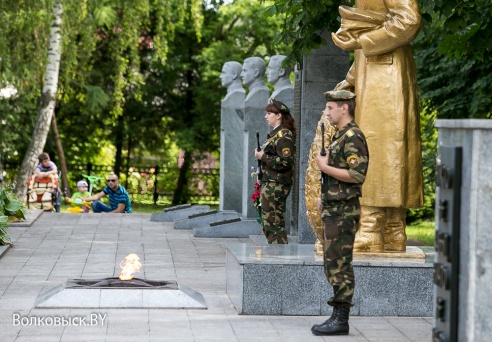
top-left (407, 106), bottom-right (437, 223)
top-left (260, 0), bottom-right (353, 65)
top-left (419, 0), bottom-right (492, 61)
top-left (414, 26), bottom-right (492, 119)
top-left (262, 0), bottom-right (491, 64)
top-left (0, 0), bottom-right (51, 165)
top-left (0, 188), bottom-right (26, 245)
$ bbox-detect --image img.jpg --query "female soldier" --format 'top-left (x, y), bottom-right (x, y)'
top-left (254, 98), bottom-right (296, 244)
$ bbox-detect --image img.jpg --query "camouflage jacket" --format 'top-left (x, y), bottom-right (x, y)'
top-left (260, 126), bottom-right (296, 185)
top-left (322, 121), bottom-right (369, 202)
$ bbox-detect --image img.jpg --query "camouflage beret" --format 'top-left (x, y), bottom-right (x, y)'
top-left (269, 98), bottom-right (290, 114)
top-left (324, 90), bottom-right (356, 101)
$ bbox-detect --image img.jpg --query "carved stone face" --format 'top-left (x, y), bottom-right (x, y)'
top-left (266, 59), bottom-right (281, 84)
top-left (240, 60), bottom-right (257, 87)
top-left (220, 64), bottom-right (235, 88)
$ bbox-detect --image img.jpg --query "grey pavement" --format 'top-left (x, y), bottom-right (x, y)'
top-left (0, 212), bottom-right (433, 341)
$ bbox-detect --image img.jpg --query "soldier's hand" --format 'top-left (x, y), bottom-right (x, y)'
top-left (255, 148), bottom-right (264, 160)
top-left (316, 152), bottom-right (329, 170)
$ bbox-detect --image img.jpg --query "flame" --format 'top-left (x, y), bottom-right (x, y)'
top-left (119, 253), bottom-right (142, 280)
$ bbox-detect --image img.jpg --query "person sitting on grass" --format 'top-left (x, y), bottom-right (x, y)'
top-left (82, 174), bottom-right (132, 213)
top-left (66, 180), bottom-right (91, 213)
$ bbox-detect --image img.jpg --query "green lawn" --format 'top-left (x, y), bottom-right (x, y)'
top-left (407, 221), bottom-right (435, 246)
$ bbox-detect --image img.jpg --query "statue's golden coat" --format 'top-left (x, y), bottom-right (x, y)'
top-left (333, 0), bottom-right (424, 208)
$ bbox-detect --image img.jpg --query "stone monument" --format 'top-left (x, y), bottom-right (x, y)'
top-left (219, 61), bottom-right (246, 213)
top-left (266, 55), bottom-right (294, 109)
top-left (294, 34), bottom-right (350, 243)
top-left (241, 57), bottom-right (270, 219)
top-left (224, 36), bottom-right (433, 317)
top-left (435, 119), bottom-right (492, 342)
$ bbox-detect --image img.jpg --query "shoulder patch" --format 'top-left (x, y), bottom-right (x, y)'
top-left (346, 130), bottom-right (354, 137)
top-left (346, 154), bottom-right (359, 168)
top-left (278, 130), bottom-right (283, 138)
top-left (282, 148), bottom-right (291, 158)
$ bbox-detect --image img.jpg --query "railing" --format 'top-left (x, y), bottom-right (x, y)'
top-left (0, 161), bottom-right (219, 205)
top-left (71, 163), bottom-right (219, 205)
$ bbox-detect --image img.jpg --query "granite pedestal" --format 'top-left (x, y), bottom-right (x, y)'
top-left (436, 119), bottom-right (492, 342)
top-left (36, 280), bottom-right (206, 309)
top-left (174, 210), bottom-right (240, 230)
top-left (219, 85), bottom-right (245, 214)
top-left (150, 205), bottom-right (210, 222)
top-left (249, 234), bottom-right (298, 245)
top-left (226, 242), bottom-right (433, 316)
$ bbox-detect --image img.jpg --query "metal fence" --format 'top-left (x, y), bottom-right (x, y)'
top-left (0, 160), bottom-right (219, 205)
top-left (72, 163), bottom-right (220, 205)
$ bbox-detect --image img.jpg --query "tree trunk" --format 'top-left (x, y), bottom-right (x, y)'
top-left (51, 111), bottom-right (70, 197)
top-left (172, 150), bottom-right (191, 205)
top-left (14, 0), bottom-right (63, 201)
top-left (114, 115), bottom-right (124, 177)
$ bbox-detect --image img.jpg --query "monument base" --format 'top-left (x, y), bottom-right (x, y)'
top-left (36, 280), bottom-right (206, 309)
top-left (226, 242), bottom-right (433, 316)
top-left (249, 235), bottom-right (299, 245)
top-left (354, 248), bottom-right (426, 259)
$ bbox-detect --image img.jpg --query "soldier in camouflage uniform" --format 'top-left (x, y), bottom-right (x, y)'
top-left (254, 98), bottom-right (296, 244)
top-left (312, 90), bottom-right (369, 336)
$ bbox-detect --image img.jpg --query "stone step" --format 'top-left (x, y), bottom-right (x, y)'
top-left (174, 211), bottom-right (240, 230)
top-left (151, 205), bottom-right (210, 222)
top-left (194, 219), bottom-right (261, 238)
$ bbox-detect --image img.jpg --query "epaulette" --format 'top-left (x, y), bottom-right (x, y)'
top-left (346, 130), bottom-right (354, 138)
top-left (278, 130), bottom-right (283, 138)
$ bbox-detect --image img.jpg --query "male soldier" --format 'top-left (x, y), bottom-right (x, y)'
top-left (312, 90), bottom-right (369, 336)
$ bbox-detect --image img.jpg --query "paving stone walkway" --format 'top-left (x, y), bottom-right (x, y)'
top-left (0, 212), bottom-right (433, 341)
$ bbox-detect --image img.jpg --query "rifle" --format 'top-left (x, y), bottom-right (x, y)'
top-left (320, 123), bottom-right (327, 191)
top-left (256, 131), bottom-right (263, 181)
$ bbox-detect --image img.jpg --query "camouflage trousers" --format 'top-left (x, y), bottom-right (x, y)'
top-left (321, 197), bottom-right (360, 308)
top-left (261, 182), bottom-right (291, 244)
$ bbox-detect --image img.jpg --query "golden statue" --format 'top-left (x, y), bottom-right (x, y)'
top-left (331, 0), bottom-right (424, 253)
top-left (305, 113), bottom-right (336, 255)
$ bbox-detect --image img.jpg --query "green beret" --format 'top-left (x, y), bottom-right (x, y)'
top-left (324, 90), bottom-right (356, 101)
top-left (269, 98), bottom-right (290, 114)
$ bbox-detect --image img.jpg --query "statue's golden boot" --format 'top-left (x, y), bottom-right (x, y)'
top-left (383, 207), bottom-right (407, 252)
top-left (353, 206), bottom-right (384, 253)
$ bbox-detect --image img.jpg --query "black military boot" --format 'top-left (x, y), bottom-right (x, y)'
top-left (311, 306), bottom-right (350, 336)
top-left (311, 306), bottom-right (339, 332)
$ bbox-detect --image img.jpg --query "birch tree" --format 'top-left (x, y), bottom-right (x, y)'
top-left (14, 0), bottom-right (63, 199)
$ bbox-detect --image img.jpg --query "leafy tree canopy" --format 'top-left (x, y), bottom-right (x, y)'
top-left (419, 0), bottom-right (492, 61)
top-left (261, 0), bottom-right (492, 64)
